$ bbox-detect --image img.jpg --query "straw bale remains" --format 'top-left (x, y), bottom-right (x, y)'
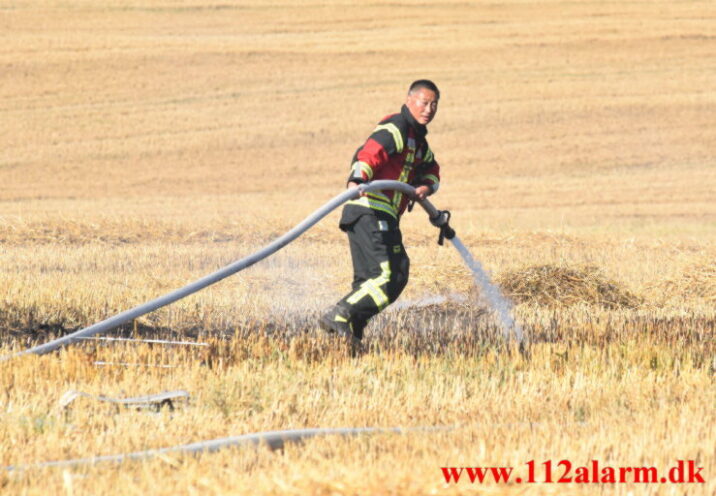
top-left (498, 264), bottom-right (641, 309)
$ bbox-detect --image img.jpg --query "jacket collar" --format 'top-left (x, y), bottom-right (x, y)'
top-left (401, 104), bottom-right (428, 138)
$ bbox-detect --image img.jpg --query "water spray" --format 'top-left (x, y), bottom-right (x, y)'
top-left (2, 180), bottom-right (523, 360)
top-left (449, 236), bottom-right (524, 342)
top-left (422, 199), bottom-right (524, 344)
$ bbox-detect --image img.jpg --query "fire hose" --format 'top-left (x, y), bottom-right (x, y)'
top-left (4, 426), bottom-right (450, 471)
top-left (2, 180), bottom-right (522, 361)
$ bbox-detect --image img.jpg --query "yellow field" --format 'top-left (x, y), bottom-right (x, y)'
top-left (1, 0), bottom-right (714, 494)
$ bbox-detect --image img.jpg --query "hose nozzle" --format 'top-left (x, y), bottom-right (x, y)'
top-left (429, 210), bottom-right (456, 245)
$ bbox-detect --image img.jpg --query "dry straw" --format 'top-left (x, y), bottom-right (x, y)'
top-left (498, 264), bottom-right (642, 309)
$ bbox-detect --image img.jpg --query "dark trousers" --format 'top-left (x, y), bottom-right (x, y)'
top-left (336, 208), bottom-right (410, 338)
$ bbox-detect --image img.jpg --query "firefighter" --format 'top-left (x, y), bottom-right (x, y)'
top-left (320, 80), bottom-right (441, 341)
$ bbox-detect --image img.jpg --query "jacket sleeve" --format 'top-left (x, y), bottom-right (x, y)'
top-left (416, 146), bottom-right (440, 193)
top-left (347, 121), bottom-right (405, 184)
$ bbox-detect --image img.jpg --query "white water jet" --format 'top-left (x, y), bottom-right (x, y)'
top-left (449, 236), bottom-right (524, 343)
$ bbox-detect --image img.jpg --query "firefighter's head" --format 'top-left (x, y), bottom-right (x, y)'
top-left (406, 80), bottom-right (440, 126)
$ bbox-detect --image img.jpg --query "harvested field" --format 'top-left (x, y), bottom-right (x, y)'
top-left (1, 0), bottom-right (715, 494)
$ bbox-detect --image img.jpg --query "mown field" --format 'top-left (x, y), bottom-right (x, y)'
top-left (1, 0), bottom-right (714, 494)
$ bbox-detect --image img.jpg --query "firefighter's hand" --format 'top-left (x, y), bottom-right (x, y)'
top-left (348, 181), bottom-right (366, 197)
top-left (413, 185), bottom-right (431, 201)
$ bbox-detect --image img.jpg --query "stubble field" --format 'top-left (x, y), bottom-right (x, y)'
top-left (1, 1), bottom-right (714, 494)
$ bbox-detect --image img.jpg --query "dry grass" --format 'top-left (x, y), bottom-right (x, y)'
top-left (1, 327), bottom-right (714, 495)
top-left (498, 264), bottom-right (642, 309)
top-left (1, 0), bottom-right (715, 494)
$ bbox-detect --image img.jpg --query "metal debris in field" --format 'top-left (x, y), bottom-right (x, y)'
top-left (78, 336), bottom-right (208, 347)
top-left (59, 390), bottom-right (190, 412)
top-left (92, 361), bottom-right (178, 369)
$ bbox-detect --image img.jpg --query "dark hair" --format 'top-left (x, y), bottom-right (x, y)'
top-left (408, 79), bottom-right (440, 100)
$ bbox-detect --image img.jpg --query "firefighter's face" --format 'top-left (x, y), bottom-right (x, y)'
top-left (406, 88), bottom-right (439, 125)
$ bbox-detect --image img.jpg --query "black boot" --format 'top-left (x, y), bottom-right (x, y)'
top-left (319, 305), bottom-right (354, 338)
top-left (351, 316), bottom-right (368, 341)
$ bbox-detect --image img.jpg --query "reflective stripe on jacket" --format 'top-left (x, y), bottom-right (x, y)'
top-left (346, 104), bottom-right (440, 219)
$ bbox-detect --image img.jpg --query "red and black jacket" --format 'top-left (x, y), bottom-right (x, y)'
top-left (345, 104), bottom-right (440, 220)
